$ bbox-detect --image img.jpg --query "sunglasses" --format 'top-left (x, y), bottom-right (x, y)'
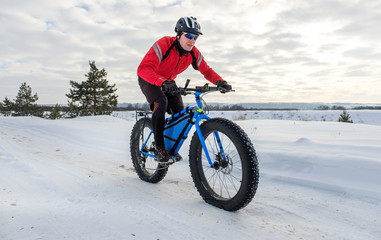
top-left (184, 32), bottom-right (199, 40)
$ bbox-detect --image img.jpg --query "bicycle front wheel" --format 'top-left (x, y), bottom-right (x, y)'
top-left (189, 118), bottom-right (259, 211)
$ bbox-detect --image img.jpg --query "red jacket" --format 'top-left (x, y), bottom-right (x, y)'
top-left (137, 36), bottom-right (222, 86)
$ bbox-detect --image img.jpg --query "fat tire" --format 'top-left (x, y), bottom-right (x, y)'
top-left (130, 117), bottom-right (168, 183)
top-left (189, 118), bottom-right (259, 211)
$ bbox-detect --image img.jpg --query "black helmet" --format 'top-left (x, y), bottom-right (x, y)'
top-left (175, 16), bottom-right (203, 35)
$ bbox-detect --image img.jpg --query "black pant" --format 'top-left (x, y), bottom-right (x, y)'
top-left (138, 77), bottom-right (184, 148)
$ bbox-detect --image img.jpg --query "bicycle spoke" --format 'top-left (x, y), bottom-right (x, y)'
top-left (200, 131), bottom-right (243, 200)
top-left (139, 127), bottom-right (158, 175)
top-left (220, 173), bottom-right (231, 198)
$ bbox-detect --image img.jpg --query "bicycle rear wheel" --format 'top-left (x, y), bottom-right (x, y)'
top-left (189, 118), bottom-right (259, 211)
top-left (130, 117), bottom-right (168, 183)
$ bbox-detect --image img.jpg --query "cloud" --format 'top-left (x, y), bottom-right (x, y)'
top-left (0, 0), bottom-right (380, 104)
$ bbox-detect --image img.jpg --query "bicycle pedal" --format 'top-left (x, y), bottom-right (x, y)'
top-left (154, 156), bottom-right (175, 165)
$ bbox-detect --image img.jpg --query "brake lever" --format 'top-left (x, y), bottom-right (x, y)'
top-left (184, 79), bottom-right (190, 89)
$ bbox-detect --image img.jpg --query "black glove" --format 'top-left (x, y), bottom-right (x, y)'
top-left (216, 80), bottom-right (232, 93)
top-left (161, 80), bottom-right (177, 92)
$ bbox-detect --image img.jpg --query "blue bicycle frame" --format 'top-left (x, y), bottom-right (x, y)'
top-left (140, 91), bottom-right (225, 168)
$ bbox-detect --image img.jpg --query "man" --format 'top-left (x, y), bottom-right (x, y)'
top-left (137, 16), bottom-right (232, 164)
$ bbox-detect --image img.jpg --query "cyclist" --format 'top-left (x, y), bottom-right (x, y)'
top-left (137, 16), bottom-right (232, 164)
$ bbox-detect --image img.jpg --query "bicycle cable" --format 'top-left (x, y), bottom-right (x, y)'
top-left (200, 92), bottom-right (210, 115)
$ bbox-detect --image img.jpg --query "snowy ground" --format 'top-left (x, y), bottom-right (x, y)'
top-left (1, 112), bottom-right (380, 240)
top-left (113, 109), bottom-right (381, 125)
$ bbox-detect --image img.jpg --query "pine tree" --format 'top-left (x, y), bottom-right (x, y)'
top-left (48, 104), bottom-right (64, 119)
top-left (66, 61), bottom-right (118, 117)
top-left (13, 82), bottom-right (44, 117)
top-left (0, 97), bottom-right (14, 116)
top-left (338, 110), bottom-right (353, 123)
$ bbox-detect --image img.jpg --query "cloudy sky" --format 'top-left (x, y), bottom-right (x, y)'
top-left (1, 0), bottom-right (380, 104)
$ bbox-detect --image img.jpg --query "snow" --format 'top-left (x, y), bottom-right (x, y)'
top-left (113, 109), bottom-right (381, 125)
top-left (1, 112), bottom-right (380, 240)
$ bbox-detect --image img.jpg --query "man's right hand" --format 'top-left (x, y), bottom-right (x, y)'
top-left (216, 80), bottom-right (232, 93)
top-left (161, 80), bottom-right (177, 92)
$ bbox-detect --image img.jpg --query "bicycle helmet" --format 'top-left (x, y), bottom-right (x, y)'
top-left (175, 16), bottom-right (203, 35)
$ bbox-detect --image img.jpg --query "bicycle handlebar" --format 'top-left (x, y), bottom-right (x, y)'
top-left (164, 79), bottom-right (235, 96)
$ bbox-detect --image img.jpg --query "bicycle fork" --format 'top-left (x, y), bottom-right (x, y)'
top-left (195, 116), bottom-right (226, 169)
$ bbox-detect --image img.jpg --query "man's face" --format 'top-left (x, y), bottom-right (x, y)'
top-left (178, 33), bottom-right (198, 51)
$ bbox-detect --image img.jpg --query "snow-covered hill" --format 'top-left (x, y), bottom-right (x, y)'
top-left (112, 109), bottom-right (381, 126)
top-left (1, 115), bottom-right (380, 240)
